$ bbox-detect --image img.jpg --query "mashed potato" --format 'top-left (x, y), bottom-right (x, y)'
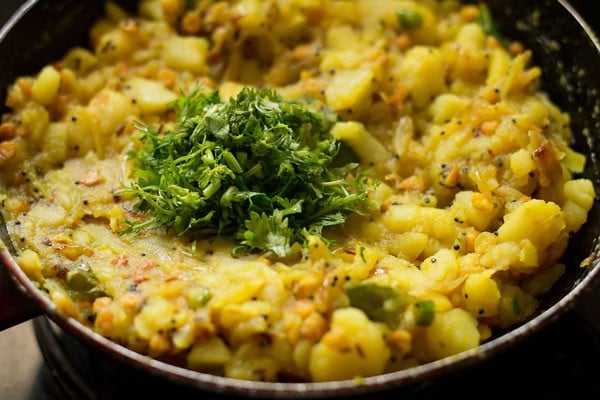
top-left (0, 0), bottom-right (594, 382)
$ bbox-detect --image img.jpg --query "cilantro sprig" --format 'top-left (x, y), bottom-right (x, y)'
top-left (120, 87), bottom-right (375, 257)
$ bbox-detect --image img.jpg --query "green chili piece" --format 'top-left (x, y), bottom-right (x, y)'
top-left (347, 282), bottom-right (413, 328)
top-left (397, 9), bottom-right (424, 30)
top-left (65, 265), bottom-right (107, 301)
top-left (414, 299), bottom-right (435, 326)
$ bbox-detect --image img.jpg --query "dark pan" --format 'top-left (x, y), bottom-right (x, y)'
top-left (1, 0), bottom-right (599, 397)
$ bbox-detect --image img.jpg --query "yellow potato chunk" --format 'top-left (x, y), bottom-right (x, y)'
top-left (420, 248), bottom-right (458, 282)
top-left (510, 148), bottom-right (536, 177)
top-left (461, 270), bottom-right (500, 317)
top-left (26, 203), bottom-right (68, 228)
top-left (486, 47), bottom-right (511, 86)
top-left (388, 232), bottom-right (429, 260)
top-left (95, 29), bottom-right (138, 62)
top-left (31, 66), bottom-right (61, 105)
top-left (451, 190), bottom-right (499, 231)
top-left (187, 337), bottom-right (232, 370)
top-left (234, 0), bottom-right (271, 30)
top-left (66, 106), bottom-right (96, 155)
top-left (496, 199), bottom-right (564, 252)
top-left (124, 77), bottom-right (177, 114)
top-left (429, 94), bottom-right (469, 124)
top-left (134, 296), bottom-right (187, 339)
top-left (309, 308), bottom-right (389, 381)
top-left (62, 47), bottom-right (99, 74)
top-left (325, 67), bottom-right (377, 112)
top-left (87, 89), bottom-right (135, 156)
top-left (383, 204), bottom-right (457, 243)
top-left (38, 122), bottom-right (68, 168)
top-left (418, 308), bottom-right (480, 360)
top-left (456, 23), bottom-right (486, 51)
top-left (398, 46), bottom-right (445, 109)
top-left (325, 25), bottom-right (363, 51)
top-left (15, 249), bottom-right (44, 283)
top-left (161, 36), bottom-right (209, 73)
top-left (561, 146), bottom-right (587, 174)
top-left (562, 179), bottom-right (595, 233)
top-left (330, 121), bottom-right (390, 165)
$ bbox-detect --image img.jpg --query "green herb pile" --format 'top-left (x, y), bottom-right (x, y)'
top-left (120, 87), bottom-right (374, 257)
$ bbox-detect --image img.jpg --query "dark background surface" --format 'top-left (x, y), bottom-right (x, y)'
top-left (0, 1), bottom-right (599, 399)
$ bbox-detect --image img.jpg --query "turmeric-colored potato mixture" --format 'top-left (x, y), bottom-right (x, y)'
top-left (0, 0), bottom-right (594, 382)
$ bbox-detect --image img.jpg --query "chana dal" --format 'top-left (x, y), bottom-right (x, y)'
top-left (0, 0), bottom-right (595, 383)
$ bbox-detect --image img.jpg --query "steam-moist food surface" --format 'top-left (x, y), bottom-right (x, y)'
top-left (0, 0), bottom-right (595, 383)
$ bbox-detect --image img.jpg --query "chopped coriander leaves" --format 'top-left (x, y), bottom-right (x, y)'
top-left (120, 87), bottom-right (375, 257)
